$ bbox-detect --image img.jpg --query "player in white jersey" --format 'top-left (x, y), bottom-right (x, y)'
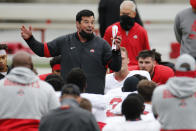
top-left (103, 119), bottom-right (160, 131)
top-left (105, 47), bottom-right (130, 94)
top-left (106, 70), bottom-right (151, 95)
top-left (103, 94), bottom-right (160, 131)
top-left (105, 47), bottom-right (151, 94)
top-left (104, 75), bottom-right (141, 122)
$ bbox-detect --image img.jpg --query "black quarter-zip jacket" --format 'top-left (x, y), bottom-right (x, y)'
top-left (25, 32), bottom-right (121, 94)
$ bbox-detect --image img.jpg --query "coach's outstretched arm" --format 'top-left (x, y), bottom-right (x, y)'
top-left (21, 25), bottom-right (45, 57)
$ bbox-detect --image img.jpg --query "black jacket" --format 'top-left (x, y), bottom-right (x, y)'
top-left (39, 98), bottom-right (100, 131)
top-left (26, 33), bottom-right (121, 94)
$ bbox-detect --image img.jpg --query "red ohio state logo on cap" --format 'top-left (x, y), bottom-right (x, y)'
top-left (90, 49), bottom-right (95, 53)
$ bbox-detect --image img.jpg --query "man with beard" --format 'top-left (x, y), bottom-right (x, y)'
top-left (0, 44), bottom-right (9, 80)
top-left (129, 50), bottom-right (174, 85)
top-left (104, 0), bottom-right (150, 66)
top-left (21, 9), bottom-right (122, 94)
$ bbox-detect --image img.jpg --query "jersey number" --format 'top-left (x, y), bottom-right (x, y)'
top-left (106, 97), bottom-right (122, 117)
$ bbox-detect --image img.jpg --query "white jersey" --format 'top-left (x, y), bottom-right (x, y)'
top-left (81, 93), bottom-right (106, 122)
top-left (104, 116), bottom-right (125, 124)
top-left (103, 119), bottom-right (161, 131)
top-left (141, 103), bottom-right (156, 121)
top-left (104, 91), bottom-right (137, 117)
top-left (105, 70), bottom-right (151, 94)
top-left (105, 72), bottom-right (133, 94)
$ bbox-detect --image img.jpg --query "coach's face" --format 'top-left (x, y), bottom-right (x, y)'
top-left (77, 16), bottom-right (95, 34)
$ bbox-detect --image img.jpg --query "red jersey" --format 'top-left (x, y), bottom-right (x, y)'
top-left (104, 22), bottom-right (150, 65)
top-left (128, 65), bottom-right (174, 85)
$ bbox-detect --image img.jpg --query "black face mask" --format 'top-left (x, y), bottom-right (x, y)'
top-left (79, 30), bottom-right (94, 41)
top-left (120, 15), bottom-right (135, 31)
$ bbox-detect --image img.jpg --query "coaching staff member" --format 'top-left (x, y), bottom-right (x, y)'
top-left (21, 9), bottom-right (122, 94)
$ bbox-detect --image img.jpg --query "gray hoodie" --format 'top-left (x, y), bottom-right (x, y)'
top-left (6, 67), bottom-right (38, 84)
top-left (152, 76), bottom-right (196, 130)
top-left (166, 77), bottom-right (196, 98)
top-left (0, 67), bottom-right (60, 120)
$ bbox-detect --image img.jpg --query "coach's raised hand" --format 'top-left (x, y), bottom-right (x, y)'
top-left (21, 25), bottom-right (32, 40)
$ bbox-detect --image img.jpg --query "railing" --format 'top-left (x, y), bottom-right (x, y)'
top-left (0, 3), bottom-right (189, 29)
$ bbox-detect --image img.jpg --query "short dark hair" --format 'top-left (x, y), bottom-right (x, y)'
top-left (122, 93), bottom-right (144, 121)
top-left (137, 50), bottom-right (155, 60)
top-left (0, 44), bottom-right (8, 50)
top-left (61, 84), bottom-right (80, 97)
top-left (45, 74), bottom-right (65, 91)
top-left (137, 80), bottom-right (157, 102)
top-left (122, 76), bottom-right (140, 92)
top-left (50, 55), bottom-right (61, 68)
top-left (66, 68), bottom-right (87, 93)
top-left (76, 9), bottom-right (94, 23)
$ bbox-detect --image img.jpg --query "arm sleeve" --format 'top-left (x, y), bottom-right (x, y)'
top-left (25, 35), bottom-right (62, 57)
top-left (174, 14), bottom-right (182, 44)
top-left (25, 36), bottom-right (45, 57)
top-left (103, 41), bottom-right (122, 72)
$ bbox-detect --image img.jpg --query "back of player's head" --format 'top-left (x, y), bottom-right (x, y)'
top-left (61, 84), bottom-right (80, 97)
top-left (76, 9), bottom-right (94, 23)
top-left (66, 68), bottom-right (87, 93)
top-left (45, 74), bottom-right (65, 91)
top-left (137, 80), bottom-right (157, 102)
top-left (122, 76), bottom-right (139, 92)
top-left (79, 98), bottom-right (92, 112)
top-left (12, 51), bottom-right (33, 70)
top-left (122, 93), bottom-right (144, 121)
top-left (137, 50), bottom-right (155, 60)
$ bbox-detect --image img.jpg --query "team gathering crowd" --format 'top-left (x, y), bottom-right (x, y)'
top-left (0, 0), bottom-right (196, 130)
